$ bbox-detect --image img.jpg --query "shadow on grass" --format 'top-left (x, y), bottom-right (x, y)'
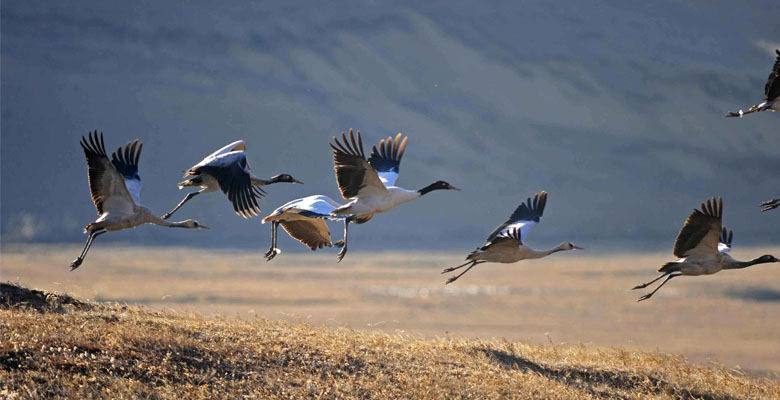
top-left (479, 347), bottom-right (738, 400)
top-left (726, 286), bottom-right (780, 303)
top-left (0, 282), bottom-right (93, 313)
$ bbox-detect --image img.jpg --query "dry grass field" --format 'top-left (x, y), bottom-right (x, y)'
top-left (3, 282), bottom-right (780, 399)
top-left (2, 244), bottom-right (780, 389)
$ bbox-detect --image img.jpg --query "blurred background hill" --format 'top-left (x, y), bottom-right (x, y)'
top-left (3, 0), bottom-right (779, 251)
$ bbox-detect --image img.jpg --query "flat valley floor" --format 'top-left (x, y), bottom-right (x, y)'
top-left (3, 244), bottom-right (779, 378)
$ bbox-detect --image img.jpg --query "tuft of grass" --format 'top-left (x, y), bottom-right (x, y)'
top-left (1, 282), bottom-right (778, 399)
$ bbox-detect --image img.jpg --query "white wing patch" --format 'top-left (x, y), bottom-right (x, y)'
top-left (124, 178), bottom-right (142, 206)
top-left (718, 242), bottom-right (731, 253)
top-left (193, 145), bottom-right (247, 170)
top-left (264, 195), bottom-right (346, 222)
top-left (377, 171), bottom-right (399, 187)
top-left (498, 220), bottom-right (538, 239)
top-left (206, 140), bottom-right (245, 159)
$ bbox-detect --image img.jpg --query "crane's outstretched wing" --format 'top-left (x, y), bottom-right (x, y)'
top-left (80, 131), bottom-right (137, 216)
top-left (185, 140), bottom-right (247, 175)
top-left (368, 133), bottom-right (408, 187)
top-left (718, 226), bottom-right (733, 253)
top-left (197, 152), bottom-right (264, 218)
top-left (263, 195), bottom-right (346, 222)
top-left (484, 191), bottom-right (548, 245)
top-left (191, 140), bottom-right (246, 170)
top-left (111, 139), bottom-right (143, 205)
top-left (279, 220), bottom-right (335, 250)
top-left (331, 129), bottom-right (387, 199)
top-left (763, 49), bottom-right (780, 102)
top-left (673, 197), bottom-right (722, 258)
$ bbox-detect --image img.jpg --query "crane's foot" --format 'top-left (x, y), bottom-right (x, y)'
top-left (441, 266), bottom-right (459, 274)
top-left (445, 276), bottom-right (459, 285)
top-left (631, 283), bottom-right (649, 290)
top-left (69, 258), bottom-right (83, 271)
top-left (760, 198), bottom-right (780, 212)
top-left (264, 248), bottom-right (281, 261)
top-left (637, 293), bottom-right (653, 302)
top-left (336, 246), bottom-right (348, 263)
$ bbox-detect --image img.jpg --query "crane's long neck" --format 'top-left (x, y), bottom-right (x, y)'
top-left (250, 176), bottom-right (272, 186)
top-left (140, 208), bottom-right (192, 228)
top-left (418, 183), bottom-right (443, 196)
top-left (724, 256), bottom-right (776, 270)
top-left (525, 243), bottom-right (571, 259)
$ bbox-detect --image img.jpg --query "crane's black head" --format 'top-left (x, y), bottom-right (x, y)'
top-left (756, 255), bottom-right (779, 263)
top-left (419, 180), bottom-right (460, 196)
top-left (270, 174), bottom-right (303, 184)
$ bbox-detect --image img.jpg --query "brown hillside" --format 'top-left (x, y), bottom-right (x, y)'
top-left (1, 282), bottom-right (778, 399)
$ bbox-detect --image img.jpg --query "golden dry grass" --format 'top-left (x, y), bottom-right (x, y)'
top-left (3, 244), bottom-right (780, 380)
top-left (2, 282), bottom-right (779, 400)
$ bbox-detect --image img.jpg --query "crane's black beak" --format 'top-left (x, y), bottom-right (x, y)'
top-left (199, 224), bottom-right (210, 229)
top-left (293, 179), bottom-right (304, 184)
top-left (449, 185), bottom-right (461, 191)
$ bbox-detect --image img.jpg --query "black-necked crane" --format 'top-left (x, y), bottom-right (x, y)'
top-left (632, 197), bottom-right (778, 301)
top-left (329, 129), bottom-right (460, 261)
top-left (162, 140), bottom-right (302, 220)
top-left (70, 131), bottom-right (208, 270)
top-left (261, 195), bottom-right (346, 260)
top-left (442, 191), bottom-right (582, 284)
top-left (726, 49), bottom-right (779, 117)
top-left (760, 197), bottom-right (780, 212)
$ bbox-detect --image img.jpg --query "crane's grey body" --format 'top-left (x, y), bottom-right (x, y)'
top-left (442, 191), bottom-right (582, 284)
top-left (163, 140), bottom-right (302, 220)
top-left (329, 130), bottom-right (459, 261)
top-left (633, 198), bottom-right (778, 301)
top-left (726, 49), bottom-right (780, 117)
top-left (262, 195), bottom-right (346, 260)
top-left (70, 131), bottom-right (207, 270)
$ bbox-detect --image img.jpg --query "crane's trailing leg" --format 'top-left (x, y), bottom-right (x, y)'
top-left (631, 272), bottom-right (671, 290)
top-left (336, 217), bottom-right (352, 263)
top-left (162, 191), bottom-right (200, 220)
top-left (637, 273), bottom-right (682, 302)
top-left (445, 261), bottom-right (486, 285)
top-left (264, 221), bottom-right (281, 261)
top-left (442, 259), bottom-right (476, 274)
top-left (69, 229), bottom-right (107, 270)
top-left (760, 198), bottom-right (780, 212)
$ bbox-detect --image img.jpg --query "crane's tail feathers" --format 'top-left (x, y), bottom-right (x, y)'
top-left (657, 262), bottom-right (681, 273)
top-left (177, 176), bottom-right (203, 189)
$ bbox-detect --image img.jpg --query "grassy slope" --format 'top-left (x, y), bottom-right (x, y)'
top-left (1, 283), bottom-right (778, 400)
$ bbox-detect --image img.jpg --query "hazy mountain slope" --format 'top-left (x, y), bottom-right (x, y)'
top-left (2, 0), bottom-right (779, 250)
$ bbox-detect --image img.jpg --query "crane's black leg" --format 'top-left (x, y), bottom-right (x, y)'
top-left (265, 222), bottom-right (280, 261)
top-left (444, 261), bottom-right (485, 285)
top-left (760, 198), bottom-right (780, 212)
top-left (69, 229), bottom-right (106, 271)
top-left (162, 192), bottom-right (200, 220)
top-left (631, 272), bottom-right (670, 290)
top-left (442, 259), bottom-right (476, 274)
top-left (637, 273), bottom-right (682, 302)
top-left (336, 217), bottom-right (351, 263)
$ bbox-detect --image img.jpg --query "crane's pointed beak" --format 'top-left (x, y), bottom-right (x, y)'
top-left (449, 185), bottom-right (461, 191)
top-left (199, 224), bottom-right (210, 229)
top-left (573, 245), bottom-right (584, 250)
top-left (293, 179), bottom-right (304, 184)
